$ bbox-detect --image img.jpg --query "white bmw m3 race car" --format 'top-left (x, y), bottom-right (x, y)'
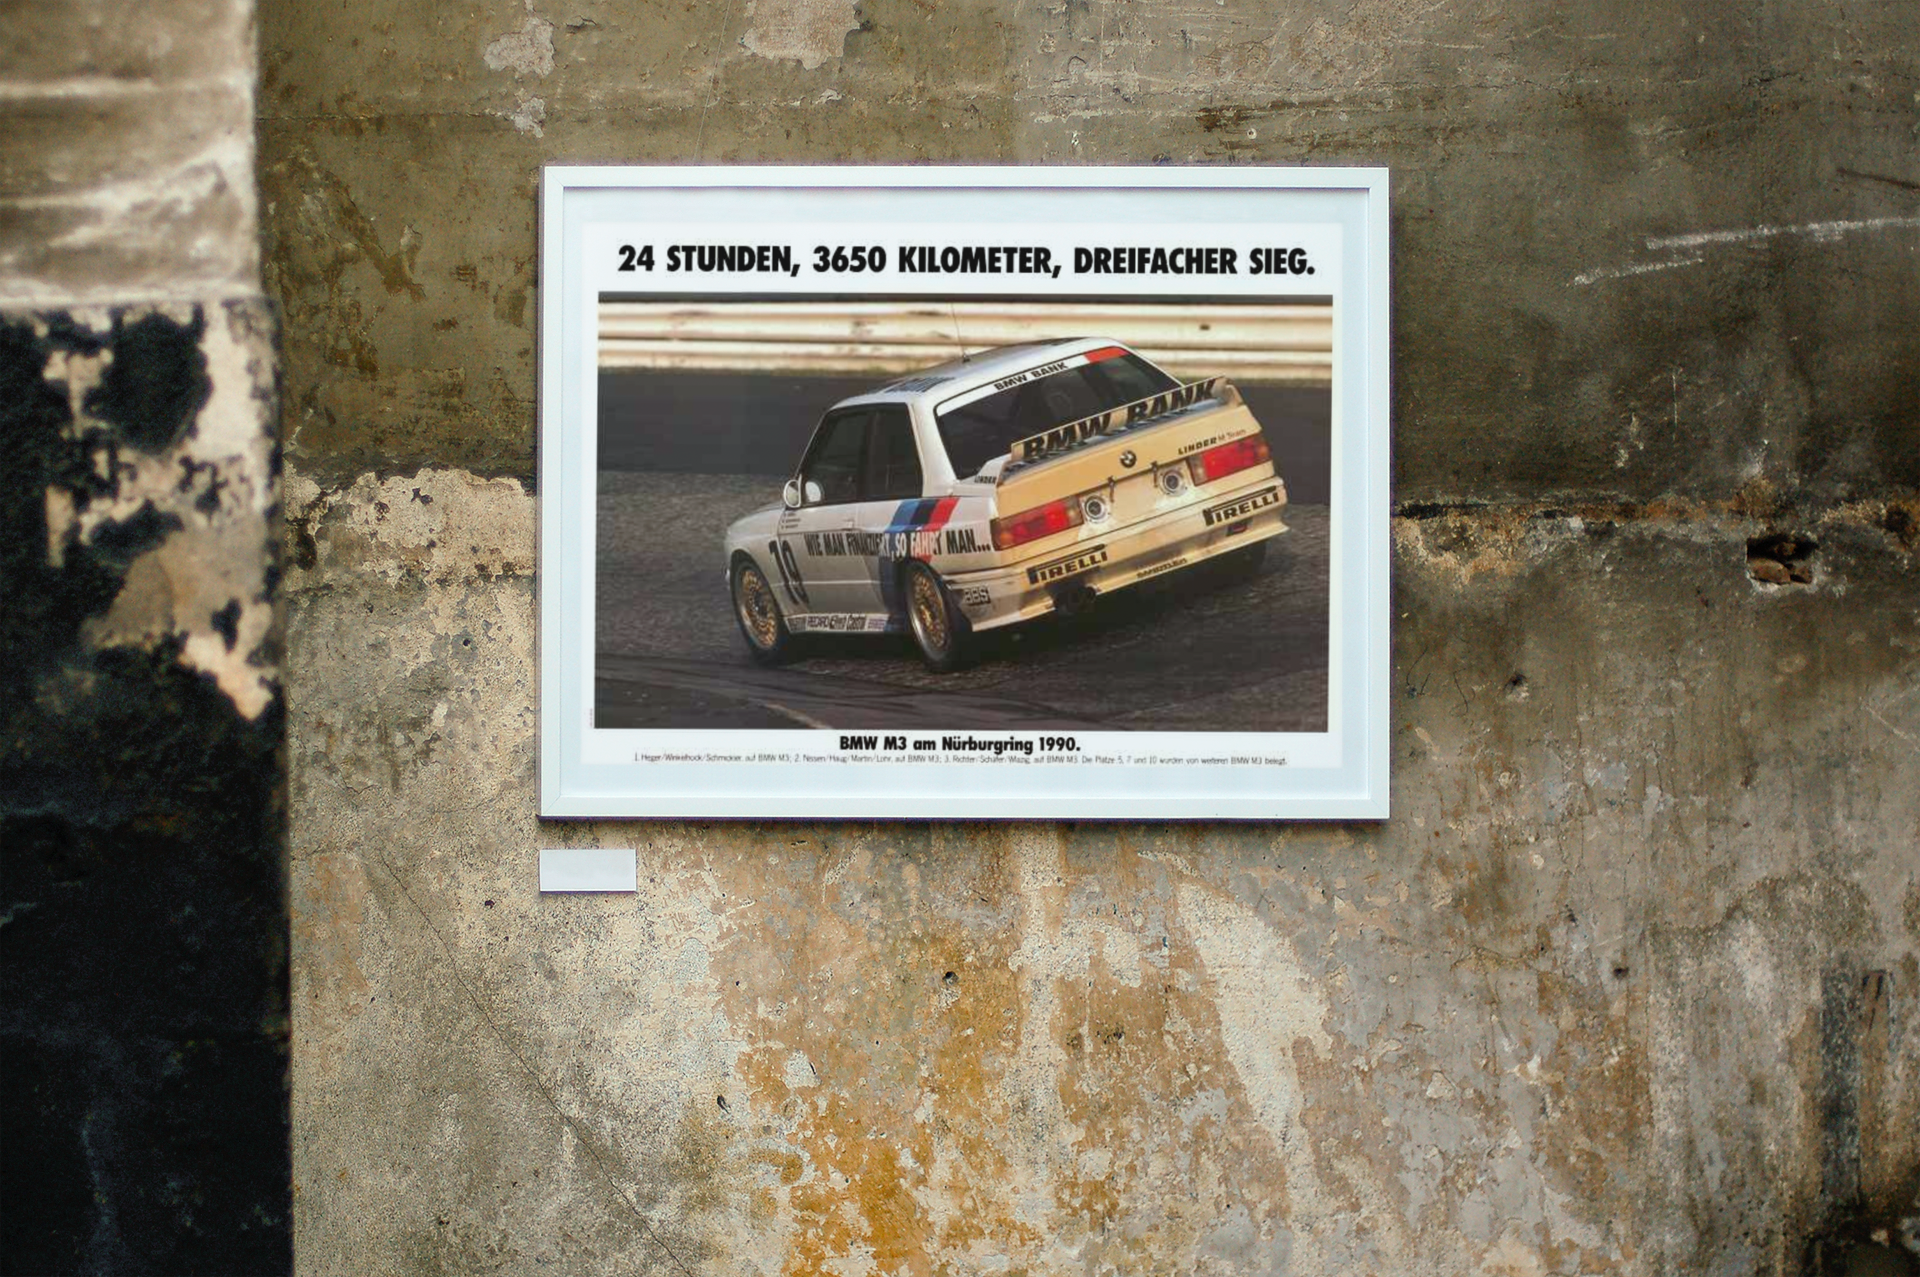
top-left (723, 337), bottom-right (1289, 671)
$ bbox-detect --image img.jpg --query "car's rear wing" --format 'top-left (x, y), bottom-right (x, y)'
top-left (1007, 376), bottom-right (1241, 467)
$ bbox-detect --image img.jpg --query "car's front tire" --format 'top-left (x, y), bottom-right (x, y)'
top-left (731, 557), bottom-right (796, 665)
top-left (902, 561), bottom-right (967, 672)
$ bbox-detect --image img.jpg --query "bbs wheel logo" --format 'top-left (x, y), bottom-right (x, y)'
top-left (1119, 450), bottom-right (1137, 468)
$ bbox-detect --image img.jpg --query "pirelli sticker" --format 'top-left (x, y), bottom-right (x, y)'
top-left (1202, 485), bottom-right (1281, 527)
top-left (1027, 545), bottom-right (1109, 585)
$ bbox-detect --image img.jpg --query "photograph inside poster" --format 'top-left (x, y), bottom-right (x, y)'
top-left (594, 296), bottom-right (1333, 736)
top-left (540, 171), bottom-right (1388, 818)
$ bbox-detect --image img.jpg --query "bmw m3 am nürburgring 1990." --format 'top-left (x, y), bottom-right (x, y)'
top-left (723, 337), bottom-right (1289, 671)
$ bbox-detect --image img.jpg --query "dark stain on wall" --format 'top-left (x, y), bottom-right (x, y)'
top-left (88, 309), bottom-right (212, 453)
top-left (1, 320), bottom-right (123, 652)
top-left (0, 313), bottom-right (289, 1276)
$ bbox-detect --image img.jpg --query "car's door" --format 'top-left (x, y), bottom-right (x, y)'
top-left (843, 405), bottom-right (933, 622)
top-left (772, 407), bottom-right (870, 616)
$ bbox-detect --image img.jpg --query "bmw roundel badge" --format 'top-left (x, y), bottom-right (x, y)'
top-left (1119, 450), bottom-right (1137, 468)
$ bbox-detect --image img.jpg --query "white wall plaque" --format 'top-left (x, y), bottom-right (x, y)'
top-left (538, 848), bottom-right (638, 893)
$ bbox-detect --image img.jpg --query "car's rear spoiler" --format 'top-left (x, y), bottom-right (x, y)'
top-left (1007, 376), bottom-right (1240, 465)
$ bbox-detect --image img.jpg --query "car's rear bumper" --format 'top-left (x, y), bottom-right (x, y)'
top-left (943, 473), bottom-right (1288, 632)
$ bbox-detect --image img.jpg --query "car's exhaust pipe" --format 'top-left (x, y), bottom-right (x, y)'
top-left (1050, 583), bottom-right (1098, 617)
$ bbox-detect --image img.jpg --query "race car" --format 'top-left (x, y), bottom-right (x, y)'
top-left (723, 337), bottom-right (1288, 671)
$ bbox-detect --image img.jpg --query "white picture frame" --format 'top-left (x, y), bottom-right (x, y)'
top-left (539, 165), bottom-right (1389, 819)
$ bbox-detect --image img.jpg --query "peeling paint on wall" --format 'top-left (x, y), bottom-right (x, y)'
top-left (742, 0), bottom-right (860, 70)
top-left (502, 94), bottom-right (547, 137)
top-left (484, 3), bottom-right (556, 78)
top-left (285, 465), bottom-right (532, 586)
top-left (32, 304), bottom-right (279, 718)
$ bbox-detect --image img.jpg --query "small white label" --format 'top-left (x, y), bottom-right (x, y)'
top-left (539, 848), bottom-right (638, 893)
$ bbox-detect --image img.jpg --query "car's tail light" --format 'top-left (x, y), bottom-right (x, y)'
top-left (1187, 434), bottom-right (1271, 485)
top-left (991, 497), bottom-right (1084, 549)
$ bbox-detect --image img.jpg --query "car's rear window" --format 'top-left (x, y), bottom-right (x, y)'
top-left (934, 350), bottom-right (1177, 478)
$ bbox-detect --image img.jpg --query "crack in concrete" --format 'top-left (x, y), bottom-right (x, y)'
top-left (369, 851), bottom-right (698, 1277)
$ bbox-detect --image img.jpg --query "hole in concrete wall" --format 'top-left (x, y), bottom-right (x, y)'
top-left (1882, 506), bottom-right (1916, 551)
top-left (1748, 532), bottom-right (1818, 585)
top-left (290, 521), bottom-right (318, 571)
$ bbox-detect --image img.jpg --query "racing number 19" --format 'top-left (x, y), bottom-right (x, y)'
top-left (767, 539), bottom-right (809, 607)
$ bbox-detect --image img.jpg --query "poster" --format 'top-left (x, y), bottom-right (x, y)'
top-left (539, 167), bottom-right (1389, 818)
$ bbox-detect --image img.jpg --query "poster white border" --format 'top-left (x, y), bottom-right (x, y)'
top-left (539, 166), bottom-right (1389, 819)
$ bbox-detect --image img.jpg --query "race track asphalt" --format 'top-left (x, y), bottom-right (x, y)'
top-left (595, 472), bottom-right (1329, 733)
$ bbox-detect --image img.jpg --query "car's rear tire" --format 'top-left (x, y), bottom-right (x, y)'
top-left (902, 561), bottom-right (967, 672)
top-left (731, 557), bottom-right (796, 665)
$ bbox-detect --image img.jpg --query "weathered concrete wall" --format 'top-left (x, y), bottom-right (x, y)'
top-left (1, 1), bottom-right (289, 1271)
top-left (263, 0), bottom-right (1919, 1273)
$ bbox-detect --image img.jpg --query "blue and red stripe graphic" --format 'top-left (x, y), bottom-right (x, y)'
top-left (876, 496), bottom-right (961, 620)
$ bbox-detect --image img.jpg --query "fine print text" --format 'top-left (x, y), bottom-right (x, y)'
top-left (632, 735), bottom-right (1291, 767)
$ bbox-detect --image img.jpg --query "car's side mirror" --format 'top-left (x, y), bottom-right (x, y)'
top-left (781, 478), bottom-right (802, 509)
top-left (804, 479), bottom-right (823, 504)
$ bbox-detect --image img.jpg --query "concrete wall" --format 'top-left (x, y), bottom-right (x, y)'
top-left (1, 0), bottom-right (289, 1271)
top-left (262, 1), bottom-right (1919, 1275)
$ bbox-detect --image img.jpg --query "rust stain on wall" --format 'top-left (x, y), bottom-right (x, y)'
top-left (293, 852), bottom-right (376, 1051)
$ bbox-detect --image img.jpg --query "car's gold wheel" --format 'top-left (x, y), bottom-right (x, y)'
top-left (903, 562), bottom-right (966, 672)
top-left (731, 559), bottom-right (793, 663)
top-left (909, 571), bottom-right (948, 650)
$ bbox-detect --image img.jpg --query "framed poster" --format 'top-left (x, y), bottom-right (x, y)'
top-left (539, 166), bottom-right (1389, 819)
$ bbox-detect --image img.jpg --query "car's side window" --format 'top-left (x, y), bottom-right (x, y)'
top-left (862, 407), bottom-right (923, 501)
top-left (800, 410), bottom-right (868, 506)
